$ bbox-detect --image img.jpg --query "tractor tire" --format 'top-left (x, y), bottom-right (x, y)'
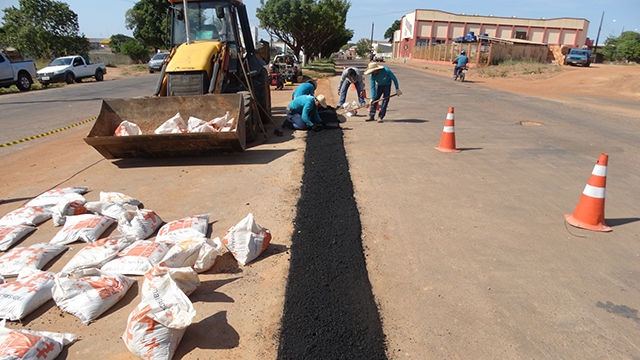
top-left (240, 91), bottom-right (259, 143)
top-left (252, 67), bottom-right (272, 124)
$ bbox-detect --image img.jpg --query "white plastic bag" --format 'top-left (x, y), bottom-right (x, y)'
top-left (51, 193), bottom-right (87, 227)
top-left (0, 269), bottom-right (56, 321)
top-left (0, 206), bottom-right (51, 226)
top-left (222, 213), bottom-right (272, 265)
top-left (0, 319), bottom-right (76, 359)
top-left (61, 235), bottom-right (136, 273)
top-left (155, 214), bottom-right (209, 244)
top-left (144, 264), bottom-right (200, 296)
top-left (0, 225), bottom-right (37, 251)
top-left (209, 111), bottom-right (231, 129)
top-left (49, 214), bottom-right (115, 245)
top-left (99, 192), bottom-right (141, 206)
top-left (52, 269), bottom-right (135, 325)
top-left (118, 209), bottom-right (163, 240)
top-left (0, 243), bottom-right (67, 277)
top-left (24, 187), bottom-right (88, 207)
top-left (154, 112), bottom-right (187, 134)
top-left (85, 201), bottom-right (137, 221)
top-left (114, 120), bottom-right (142, 136)
top-left (187, 116), bottom-right (207, 131)
top-left (159, 238), bottom-right (205, 268)
top-left (194, 237), bottom-right (224, 273)
top-left (123, 274), bottom-right (195, 360)
top-left (101, 240), bottom-right (171, 275)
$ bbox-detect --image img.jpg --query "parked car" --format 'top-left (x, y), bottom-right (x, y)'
top-left (0, 51), bottom-right (37, 91)
top-left (36, 55), bottom-right (106, 85)
top-left (269, 53), bottom-right (302, 81)
top-left (148, 52), bottom-right (169, 73)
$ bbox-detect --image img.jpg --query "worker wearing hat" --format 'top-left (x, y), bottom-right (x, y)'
top-left (292, 79), bottom-right (317, 99)
top-left (363, 62), bottom-right (401, 123)
top-left (283, 94), bottom-right (327, 131)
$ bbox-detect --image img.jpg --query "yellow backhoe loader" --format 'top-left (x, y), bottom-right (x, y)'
top-left (85, 0), bottom-right (272, 158)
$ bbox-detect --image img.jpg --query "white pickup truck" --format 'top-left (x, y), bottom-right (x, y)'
top-left (0, 51), bottom-right (37, 91)
top-left (37, 55), bottom-right (106, 85)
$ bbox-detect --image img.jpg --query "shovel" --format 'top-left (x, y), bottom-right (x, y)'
top-left (337, 93), bottom-right (399, 115)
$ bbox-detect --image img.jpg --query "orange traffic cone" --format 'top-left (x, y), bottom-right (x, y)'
top-left (435, 107), bottom-right (461, 153)
top-left (564, 153), bottom-right (611, 232)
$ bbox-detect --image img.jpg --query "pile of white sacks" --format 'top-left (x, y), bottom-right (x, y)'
top-left (0, 187), bottom-right (272, 359)
top-left (114, 112), bottom-right (236, 136)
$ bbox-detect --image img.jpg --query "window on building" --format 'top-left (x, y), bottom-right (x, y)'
top-left (416, 39), bottom-right (430, 47)
top-left (515, 31), bottom-right (527, 40)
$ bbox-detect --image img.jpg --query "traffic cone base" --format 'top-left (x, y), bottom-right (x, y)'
top-left (435, 107), bottom-right (460, 153)
top-left (434, 146), bottom-right (461, 153)
top-left (564, 214), bottom-right (611, 232)
top-left (564, 153), bottom-right (611, 232)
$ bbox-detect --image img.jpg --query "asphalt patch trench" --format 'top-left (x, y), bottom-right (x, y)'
top-left (277, 126), bottom-right (388, 359)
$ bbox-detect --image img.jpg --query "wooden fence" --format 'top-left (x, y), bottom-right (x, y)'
top-left (412, 42), bottom-right (552, 66)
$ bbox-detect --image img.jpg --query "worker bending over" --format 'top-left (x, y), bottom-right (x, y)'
top-left (337, 67), bottom-right (366, 108)
top-left (292, 79), bottom-right (317, 99)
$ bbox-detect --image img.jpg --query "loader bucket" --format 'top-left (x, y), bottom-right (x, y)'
top-left (84, 94), bottom-right (247, 159)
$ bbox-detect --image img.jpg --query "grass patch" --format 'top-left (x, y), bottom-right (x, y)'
top-left (303, 58), bottom-right (336, 78)
top-left (475, 59), bottom-right (564, 78)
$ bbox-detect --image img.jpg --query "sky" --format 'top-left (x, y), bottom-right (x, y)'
top-left (1, 0), bottom-right (638, 45)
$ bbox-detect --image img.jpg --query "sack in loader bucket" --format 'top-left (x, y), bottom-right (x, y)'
top-left (114, 120), bottom-right (142, 136)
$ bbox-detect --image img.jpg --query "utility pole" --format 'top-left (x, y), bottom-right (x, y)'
top-left (593, 11), bottom-right (604, 62)
top-left (370, 22), bottom-right (374, 55)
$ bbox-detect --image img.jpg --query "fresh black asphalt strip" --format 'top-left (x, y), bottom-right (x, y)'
top-left (277, 125), bottom-right (388, 359)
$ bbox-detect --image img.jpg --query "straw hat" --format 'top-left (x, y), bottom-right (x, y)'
top-left (364, 62), bottom-right (384, 75)
top-left (315, 94), bottom-right (327, 108)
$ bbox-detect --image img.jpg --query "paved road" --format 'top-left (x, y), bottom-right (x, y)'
top-left (0, 74), bottom-right (158, 147)
top-left (333, 59), bottom-right (640, 358)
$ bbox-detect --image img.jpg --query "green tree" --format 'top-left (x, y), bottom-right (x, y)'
top-left (384, 20), bottom-right (400, 43)
top-left (355, 38), bottom-right (370, 57)
top-left (0, 0), bottom-right (89, 58)
top-left (602, 31), bottom-right (640, 63)
top-left (120, 39), bottom-right (150, 63)
top-left (320, 28), bottom-right (353, 58)
top-left (125, 0), bottom-right (170, 50)
top-left (257, 0), bottom-right (352, 60)
top-left (110, 34), bottom-right (134, 53)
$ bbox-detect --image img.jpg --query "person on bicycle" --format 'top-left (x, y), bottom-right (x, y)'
top-left (453, 50), bottom-right (469, 79)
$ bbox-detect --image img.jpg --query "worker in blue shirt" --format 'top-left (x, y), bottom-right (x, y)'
top-left (453, 50), bottom-right (469, 78)
top-left (292, 79), bottom-right (317, 99)
top-left (283, 94), bottom-right (327, 131)
top-left (364, 62), bottom-right (401, 123)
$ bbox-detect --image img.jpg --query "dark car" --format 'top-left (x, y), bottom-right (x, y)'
top-left (147, 52), bottom-right (169, 73)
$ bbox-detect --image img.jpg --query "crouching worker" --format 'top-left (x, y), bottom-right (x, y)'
top-left (282, 94), bottom-right (327, 131)
top-left (292, 79), bottom-right (317, 99)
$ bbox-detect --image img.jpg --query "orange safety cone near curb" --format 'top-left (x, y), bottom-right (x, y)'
top-left (435, 107), bottom-right (461, 153)
top-left (564, 153), bottom-right (611, 232)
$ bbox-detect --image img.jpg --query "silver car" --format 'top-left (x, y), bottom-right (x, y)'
top-left (147, 52), bottom-right (169, 73)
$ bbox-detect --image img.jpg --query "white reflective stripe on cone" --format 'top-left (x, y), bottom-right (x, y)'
top-left (446, 113), bottom-right (455, 120)
top-left (442, 126), bottom-right (455, 133)
top-left (592, 164), bottom-right (607, 177)
top-left (583, 184), bottom-right (606, 199)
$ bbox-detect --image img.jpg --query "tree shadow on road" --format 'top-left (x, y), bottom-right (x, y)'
top-left (596, 301), bottom-right (640, 323)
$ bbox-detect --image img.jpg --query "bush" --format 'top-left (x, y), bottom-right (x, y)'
top-left (120, 39), bottom-right (150, 63)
